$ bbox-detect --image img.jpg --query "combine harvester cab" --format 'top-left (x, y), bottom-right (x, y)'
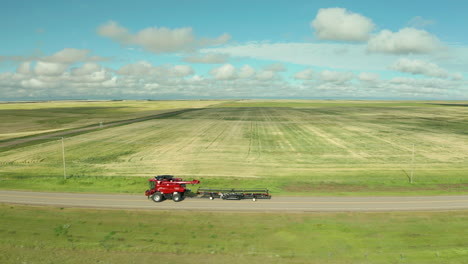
top-left (145, 175), bottom-right (200, 202)
top-left (196, 188), bottom-right (271, 201)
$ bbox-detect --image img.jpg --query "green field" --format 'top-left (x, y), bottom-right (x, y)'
top-left (1, 100), bottom-right (467, 195)
top-left (1, 204), bottom-right (467, 264)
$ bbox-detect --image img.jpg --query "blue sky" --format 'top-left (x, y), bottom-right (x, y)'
top-left (1, 0), bottom-right (467, 100)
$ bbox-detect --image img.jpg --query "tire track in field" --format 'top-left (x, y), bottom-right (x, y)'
top-left (246, 121), bottom-right (255, 160)
top-left (346, 123), bottom-right (414, 153)
top-left (0, 109), bottom-right (199, 148)
top-left (205, 123), bottom-right (230, 150)
top-left (175, 120), bottom-right (215, 152)
top-left (289, 108), bottom-right (378, 159)
top-left (303, 126), bottom-right (364, 159)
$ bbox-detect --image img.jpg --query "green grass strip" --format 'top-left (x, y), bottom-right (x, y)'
top-left (0, 204), bottom-right (467, 263)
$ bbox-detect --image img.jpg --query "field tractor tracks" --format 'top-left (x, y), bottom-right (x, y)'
top-left (0, 108), bottom-right (201, 149)
top-left (246, 121), bottom-right (262, 161)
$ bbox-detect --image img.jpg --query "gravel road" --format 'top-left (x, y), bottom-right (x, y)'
top-left (1, 190), bottom-right (467, 212)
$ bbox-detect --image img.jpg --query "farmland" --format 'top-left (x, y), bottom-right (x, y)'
top-left (1, 100), bottom-right (467, 264)
top-left (1, 100), bottom-right (468, 195)
top-left (0, 100), bottom-right (226, 141)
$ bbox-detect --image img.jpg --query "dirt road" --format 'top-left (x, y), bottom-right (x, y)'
top-left (0, 108), bottom-right (197, 148)
top-left (1, 190), bottom-right (467, 212)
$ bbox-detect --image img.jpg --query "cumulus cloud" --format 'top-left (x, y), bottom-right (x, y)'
top-left (388, 77), bottom-right (456, 93)
top-left (43, 48), bottom-right (91, 63)
top-left (319, 70), bottom-right (354, 83)
top-left (238, 65), bottom-right (255, 79)
top-left (294, 68), bottom-right (315, 80)
top-left (1, 49), bottom-right (105, 66)
top-left (390, 58), bottom-right (450, 78)
top-left (208, 64), bottom-right (259, 80)
top-left (367, 28), bottom-right (442, 54)
top-left (311, 8), bottom-right (375, 42)
top-left (34, 61), bottom-right (68, 76)
top-left (97, 20), bottom-right (231, 53)
top-left (71, 63), bottom-right (102, 76)
top-left (20, 78), bottom-right (50, 89)
top-left (209, 64), bottom-right (237, 80)
top-left (117, 61), bottom-right (193, 78)
top-left (170, 65), bottom-right (194, 77)
top-left (117, 61), bottom-right (153, 76)
top-left (16, 62), bottom-right (32, 75)
top-left (256, 70), bottom-right (276, 81)
top-left (182, 53), bottom-right (228, 64)
top-left (358, 72), bottom-right (380, 82)
top-left (451, 72), bottom-right (464, 81)
top-left (264, 63), bottom-right (286, 72)
top-left (199, 33), bottom-right (231, 46)
top-left (69, 69), bottom-right (112, 83)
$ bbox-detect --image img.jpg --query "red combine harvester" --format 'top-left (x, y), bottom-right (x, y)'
top-left (145, 175), bottom-right (200, 202)
top-left (145, 175), bottom-right (272, 203)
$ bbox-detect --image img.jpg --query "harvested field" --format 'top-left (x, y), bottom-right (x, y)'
top-left (1, 100), bottom-right (467, 193)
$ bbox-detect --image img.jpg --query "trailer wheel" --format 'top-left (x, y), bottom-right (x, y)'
top-left (252, 197), bottom-right (257, 202)
top-left (209, 196), bottom-right (214, 200)
top-left (172, 193), bottom-right (182, 202)
top-left (151, 192), bottom-right (164, 203)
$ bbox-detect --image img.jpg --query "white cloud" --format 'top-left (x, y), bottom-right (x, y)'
top-left (170, 65), bottom-right (194, 77)
top-left (97, 20), bottom-right (231, 53)
top-left (34, 61), bottom-right (68, 76)
top-left (238, 65), bottom-right (255, 79)
top-left (199, 33), bottom-right (231, 46)
top-left (294, 68), bottom-right (315, 80)
top-left (206, 64), bottom-right (283, 82)
top-left (189, 75), bottom-right (205, 82)
top-left (97, 21), bottom-right (129, 41)
top-left (451, 72), bottom-right (464, 81)
top-left (390, 58), bottom-right (449, 78)
top-left (358, 72), bottom-right (380, 82)
top-left (386, 77), bottom-right (460, 97)
top-left (183, 53), bottom-right (228, 64)
top-left (117, 61), bottom-right (153, 76)
top-left (69, 70), bottom-right (112, 83)
top-left (319, 70), bottom-right (354, 83)
top-left (71, 63), bottom-right (102, 76)
top-left (134, 27), bottom-right (195, 53)
top-left (21, 78), bottom-right (52, 89)
top-left (204, 42), bottom-right (397, 72)
top-left (209, 64), bottom-right (237, 80)
top-left (407, 16), bottom-right (435, 28)
top-left (116, 61), bottom-right (193, 77)
top-left (256, 70), bottom-right (276, 81)
top-left (264, 63), bottom-right (286, 72)
top-left (367, 28), bottom-right (442, 54)
top-left (144, 83), bottom-right (160, 89)
top-left (43, 48), bottom-right (91, 63)
top-left (311, 8), bottom-right (375, 42)
top-left (16, 62), bottom-right (31, 75)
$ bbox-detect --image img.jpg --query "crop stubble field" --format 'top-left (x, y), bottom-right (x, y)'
top-left (1, 100), bottom-right (467, 194)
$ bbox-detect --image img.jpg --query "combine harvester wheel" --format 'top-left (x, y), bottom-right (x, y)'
top-left (152, 192), bottom-right (164, 203)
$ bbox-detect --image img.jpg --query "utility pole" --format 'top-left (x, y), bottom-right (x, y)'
top-left (62, 137), bottom-right (67, 179)
top-left (410, 144), bottom-right (414, 184)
